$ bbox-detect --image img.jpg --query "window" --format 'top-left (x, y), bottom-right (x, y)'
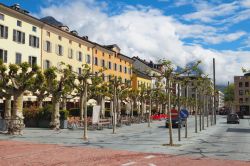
top-left (56, 44), bottom-right (63, 56)
top-left (28, 56), bottom-right (37, 67)
top-left (239, 90), bottom-right (244, 95)
top-left (47, 31), bottom-right (50, 37)
top-left (114, 63), bottom-right (117, 71)
top-left (13, 30), bottom-right (25, 44)
top-left (95, 50), bottom-right (97, 54)
top-left (246, 90), bottom-right (249, 95)
top-left (109, 55), bottom-right (111, 59)
top-left (102, 52), bottom-right (104, 56)
top-left (0, 49), bottom-right (7, 63)
top-left (58, 36), bottom-right (62, 40)
top-left (29, 35), bottom-right (39, 48)
top-left (79, 44), bottom-right (81, 48)
top-left (69, 40), bottom-right (72, 44)
top-left (124, 67), bottom-right (127, 74)
top-left (239, 82), bottom-right (243, 87)
top-left (77, 51), bottom-right (82, 61)
top-left (78, 68), bottom-right (82, 74)
top-left (102, 59), bottom-right (105, 67)
top-left (32, 26), bottom-right (37, 32)
top-left (0, 24), bottom-right (8, 39)
top-left (17, 20), bottom-right (22, 27)
top-left (87, 55), bottom-right (91, 64)
top-left (119, 65), bottom-right (122, 72)
top-left (87, 47), bottom-right (90, 51)
top-left (246, 98), bottom-right (248, 103)
top-left (15, 53), bottom-right (22, 64)
top-left (108, 61), bottom-right (112, 69)
top-left (94, 57), bottom-right (98, 66)
top-left (68, 48), bottom-right (73, 59)
top-left (128, 68), bottom-right (132, 75)
top-left (239, 98), bottom-right (243, 103)
top-left (44, 60), bottom-right (51, 70)
top-left (245, 82), bottom-right (249, 87)
top-left (0, 13), bottom-right (4, 20)
top-left (44, 41), bottom-right (51, 52)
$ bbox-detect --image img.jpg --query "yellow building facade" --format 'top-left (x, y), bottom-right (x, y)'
top-left (0, 4), bottom-right (42, 66)
top-left (132, 71), bottom-right (152, 90)
top-left (92, 44), bottom-right (133, 83)
top-left (41, 24), bottom-right (94, 72)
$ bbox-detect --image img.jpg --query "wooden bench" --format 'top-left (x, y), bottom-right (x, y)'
top-left (97, 119), bottom-right (111, 130)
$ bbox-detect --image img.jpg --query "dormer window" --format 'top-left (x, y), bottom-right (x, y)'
top-left (0, 13), bottom-right (4, 21)
top-left (32, 26), bottom-right (37, 32)
top-left (17, 20), bottom-right (22, 27)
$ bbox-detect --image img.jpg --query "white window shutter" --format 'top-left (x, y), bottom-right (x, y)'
top-left (55, 44), bottom-right (58, 55)
top-left (61, 46), bottom-right (64, 56)
top-left (43, 41), bottom-right (47, 51)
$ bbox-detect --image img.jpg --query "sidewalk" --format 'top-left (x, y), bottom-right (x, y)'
top-left (0, 140), bottom-right (249, 166)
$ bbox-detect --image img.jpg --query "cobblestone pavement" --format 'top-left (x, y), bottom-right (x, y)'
top-left (0, 140), bottom-right (249, 166)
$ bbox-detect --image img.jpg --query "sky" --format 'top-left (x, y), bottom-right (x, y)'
top-left (1, 0), bottom-right (250, 85)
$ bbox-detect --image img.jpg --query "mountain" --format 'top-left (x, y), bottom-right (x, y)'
top-left (40, 16), bottom-right (63, 27)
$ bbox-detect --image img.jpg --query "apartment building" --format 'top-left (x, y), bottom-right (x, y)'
top-left (234, 73), bottom-right (250, 115)
top-left (132, 70), bottom-right (152, 90)
top-left (132, 57), bottom-right (166, 90)
top-left (41, 23), bottom-right (94, 73)
top-left (0, 4), bottom-right (42, 66)
top-left (93, 44), bottom-right (133, 84)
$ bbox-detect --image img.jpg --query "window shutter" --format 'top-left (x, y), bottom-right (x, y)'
top-left (68, 48), bottom-right (70, 58)
top-left (50, 42), bottom-right (52, 53)
top-left (4, 26), bottom-right (8, 39)
top-left (22, 32), bottom-right (25, 44)
top-left (4, 50), bottom-right (7, 63)
top-left (62, 46), bottom-right (64, 56)
top-left (76, 51), bottom-right (79, 60)
top-left (13, 30), bottom-right (16, 41)
top-left (55, 44), bottom-right (58, 55)
top-left (29, 35), bottom-right (31, 46)
top-left (36, 37), bottom-right (39, 48)
top-left (43, 41), bottom-right (47, 51)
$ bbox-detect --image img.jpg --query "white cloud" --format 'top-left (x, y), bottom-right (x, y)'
top-left (38, 0), bottom-right (249, 85)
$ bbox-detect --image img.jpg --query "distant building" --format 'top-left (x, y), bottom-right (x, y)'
top-left (218, 91), bottom-right (224, 109)
top-left (234, 73), bottom-right (250, 115)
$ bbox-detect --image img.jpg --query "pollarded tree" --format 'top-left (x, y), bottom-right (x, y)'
top-left (0, 61), bottom-right (13, 120)
top-left (44, 65), bottom-right (74, 130)
top-left (8, 62), bottom-right (39, 134)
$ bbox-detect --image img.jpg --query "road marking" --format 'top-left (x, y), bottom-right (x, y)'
top-left (121, 162), bottom-right (136, 166)
top-left (144, 155), bottom-right (156, 159)
top-left (148, 163), bottom-right (157, 166)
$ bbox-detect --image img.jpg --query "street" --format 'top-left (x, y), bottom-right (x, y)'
top-left (0, 115), bottom-right (250, 163)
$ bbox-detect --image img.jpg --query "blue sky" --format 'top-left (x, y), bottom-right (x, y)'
top-left (1, 0), bottom-right (250, 84)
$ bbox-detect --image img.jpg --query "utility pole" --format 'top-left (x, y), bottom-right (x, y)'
top-left (195, 88), bottom-right (198, 133)
top-left (213, 58), bottom-right (216, 125)
top-left (148, 89), bottom-right (152, 127)
top-left (185, 82), bottom-right (188, 138)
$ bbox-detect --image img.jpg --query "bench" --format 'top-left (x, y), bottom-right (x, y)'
top-left (97, 119), bottom-right (112, 130)
top-left (121, 118), bottom-right (131, 126)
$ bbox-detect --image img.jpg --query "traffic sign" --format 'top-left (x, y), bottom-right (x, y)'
top-left (180, 109), bottom-right (189, 118)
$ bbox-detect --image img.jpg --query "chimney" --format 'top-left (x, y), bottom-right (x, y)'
top-left (12, 3), bottom-right (20, 9)
top-left (70, 30), bottom-right (78, 36)
top-left (82, 36), bottom-right (88, 40)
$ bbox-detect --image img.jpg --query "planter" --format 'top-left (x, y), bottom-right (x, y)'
top-left (38, 120), bottom-right (50, 128)
top-left (24, 119), bottom-right (38, 127)
top-left (60, 120), bottom-right (68, 129)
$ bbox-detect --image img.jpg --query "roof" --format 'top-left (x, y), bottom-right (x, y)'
top-left (132, 56), bottom-right (162, 73)
top-left (0, 3), bottom-right (133, 62)
top-left (133, 70), bottom-right (152, 80)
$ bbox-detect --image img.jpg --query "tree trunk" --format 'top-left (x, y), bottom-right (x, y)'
top-left (9, 92), bottom-right (24, 135)
top-left (131, 100), bottom-right (134, 117)
top-left (62, 98), bottom-right (67, 110)
top-left (38, 100), bottom-right (43, 109)
top-left (4, 96), bottom-right (11, 119)
top-left (50, 97), bottom-right (60, 130)
top-left (80, 93), bottom-right (84, 120)
top-left (167, 80), bottom-right (173, 146)
top-left (195, 88), bottom-right (198, 133)
top-left (83, 83), bottom-right (88, 140)
top-left (202, 94), bottom-right (205, 130)
top-left (100, 96), bottom-right (105, 118)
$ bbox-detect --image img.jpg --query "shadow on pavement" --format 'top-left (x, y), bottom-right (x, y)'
top-left (227, 128), bottom-right (250, 133)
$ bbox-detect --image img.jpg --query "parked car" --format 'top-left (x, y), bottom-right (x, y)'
top-left (165, 118), bottom-right (185, 128)
top-left (227, 113), bottom-right (240, 124)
